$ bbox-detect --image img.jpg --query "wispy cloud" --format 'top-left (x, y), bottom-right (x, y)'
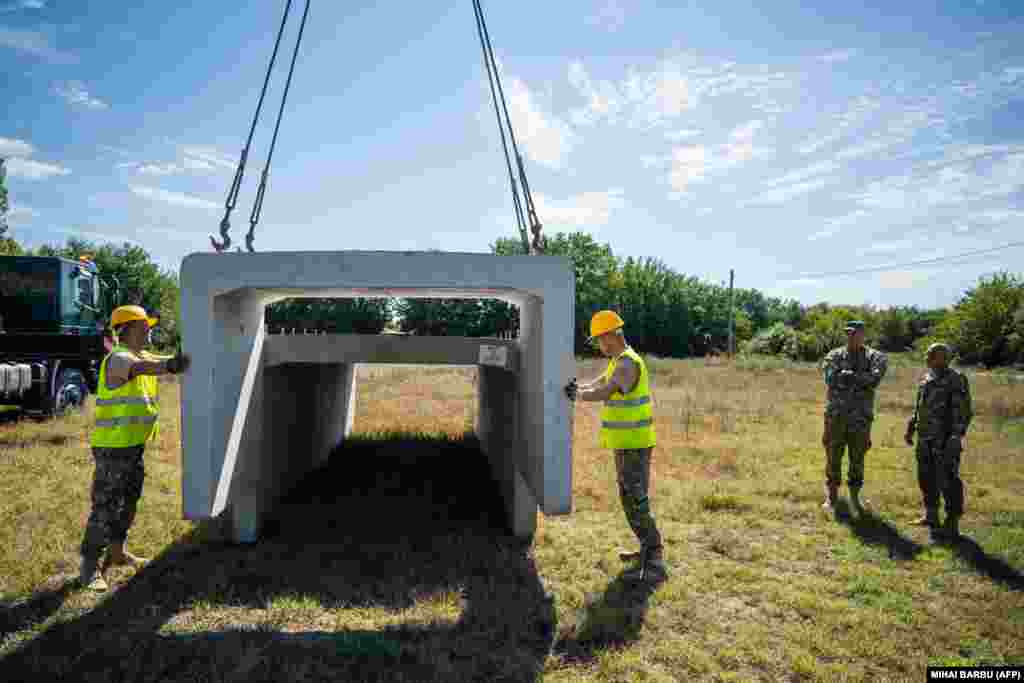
top-left (741, 178), bottom-right (832, 206)
top-left (0, 26), bottom-right (77, 63)
top-left (818, 49), bottom-right (858, 63)
top-left (534, 188), bottom-right (626, 227)
top-left (6, 157), bottom-right (70, 180)
top-left (667, 145), bottom-right (707, 196)
top-left (0, 1), bottom-right (47, 12)
top-left (666, 128), bottom-right (701, 141)
top-left (180, 146), bottom-right (236, 171)
top-left (808, 210), bottom-right (869, 241)
top-left (53, 81), bottom-right (108, 110)
top-left (130, 185), bottom-right (219, 210)
top-left (568, 61), bottom-right (625, 126)
top-left (585, 0), bottom-right (630, 32)
top-left (506, 76), bottom-right (577, 169)
top-left (7, 204), bottom-right (38, 223)
top-left (136, 163), bottom-right (183, 176)
top-left (763, 160), bottom-right (840, 188)
top-left (0, 136), bottom-right (34, 157)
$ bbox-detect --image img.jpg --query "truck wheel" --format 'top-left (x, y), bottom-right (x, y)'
top-left (53, 368), bottom-right (89, 416)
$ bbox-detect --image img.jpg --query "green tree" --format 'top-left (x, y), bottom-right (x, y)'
top-left (0, 158), bottom-right (25, 255)
top-left (923, 272), bottom-right (1024, 366)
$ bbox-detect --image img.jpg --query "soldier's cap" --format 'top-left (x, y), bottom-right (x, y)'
top-left (844, 320), bottom-right (865, 332)
top-left (926, 342), bottom-right (952, 356)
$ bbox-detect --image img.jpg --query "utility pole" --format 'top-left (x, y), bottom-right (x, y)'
top-left (727, 268), bottom-right (735, 357)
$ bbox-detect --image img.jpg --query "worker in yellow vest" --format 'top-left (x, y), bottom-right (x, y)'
top-left (565, 310), bottom-right (668, 584)
top-left (77, 305), bottom-right (189, 591)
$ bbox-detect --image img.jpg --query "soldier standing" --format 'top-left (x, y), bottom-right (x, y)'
top-left (905, 342), bottom-right (973, 540)
top-left (77, 305), bottom-right (189, 591)
top-left (564, 310), bottom-right (667, 583)
top-left (820, 320), bottom-right (889, 514)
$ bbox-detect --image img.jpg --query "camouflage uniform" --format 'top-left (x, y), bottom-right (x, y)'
top-left (907, 367), bottom-right (973, 519)
top-left (79, 445), bottom-right (146, 560)
top-left (614, 448), bottom-right (663, 560)
top-left (821, 344), bottom-right (888, 493)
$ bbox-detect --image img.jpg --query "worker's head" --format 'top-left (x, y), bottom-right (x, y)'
top-left (844, 320), bottom-right (866, 350)
top-left (588, 310), bottom-right (626, 357)
top-left (110, 305), bottom-right (158, 349)
top-left (926, 342), bottom-right (951, 370)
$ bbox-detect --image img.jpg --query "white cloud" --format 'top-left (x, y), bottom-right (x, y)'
top-left (730, 120), bottom-right (763, 141)
top-left (0, 1), bottom-right (47, 11)
top-left (0, 136), bottom-right (34, 157)
top-left (818, 49), bottom-right (858, 63)
top-left (625, 60), bottom-right (694, 127)
top-left (879, 270), bottom-right (931, 290)
top-left (585, 0), bottom-right (629, 31)
top-left (567, 61), bottom-right (625, 126)
top-left (667, 145), bottom-right (707, 195)
top-left (666, 128), bottom-right (701, 141)
top-left (130, 185), bottom-right (219, 210)
top-left (534, 188), bottom-right (626, 227)
top-left (5, 157), bottom-right (70, 180)
top-left (53, 81), bottom-right (108, 110)
top-left (0, 26), bottom-right (77, 63)
top-left (764, 160), bottom-right (839, 187)
top-left (808, 210), bottom-right (869, 240)
top-left (180, 146), bottom-right (236, 171)
top-left (7, 204), bottom-right (38, 223)
top-left (866, 239), bottom-right (915, 253)
top-left (741, 178), bottom-right (831, 206)
top-left (506, 76), bottom-right (577, 169)
top-left (136, 163), bottom-right (183, 176)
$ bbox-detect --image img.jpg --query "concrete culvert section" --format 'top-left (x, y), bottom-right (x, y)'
top-left (179, 251), bottom-right (575, 544)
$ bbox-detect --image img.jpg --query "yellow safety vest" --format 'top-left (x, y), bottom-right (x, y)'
top-left (599, 346), bottom-right (656, 450)
top-left (90, 345), bottom-right (159, 448)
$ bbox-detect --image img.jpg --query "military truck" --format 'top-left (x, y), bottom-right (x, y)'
top-left (0, 254), bottom-right (119, 416)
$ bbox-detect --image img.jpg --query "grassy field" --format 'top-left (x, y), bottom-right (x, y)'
top-left (1, 355), bottom-right (1022, 681)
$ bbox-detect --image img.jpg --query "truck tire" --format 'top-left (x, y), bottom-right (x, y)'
top-left (52, 368), bottom-right (89, 417)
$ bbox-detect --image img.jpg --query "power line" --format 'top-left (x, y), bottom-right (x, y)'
top-left (779, 239), bottom-right (1024, 281)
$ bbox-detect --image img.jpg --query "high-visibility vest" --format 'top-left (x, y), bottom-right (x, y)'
top-left (599, 346), bottom-right (656, 449)
top-left (90, 345), bottom-right (159, 448)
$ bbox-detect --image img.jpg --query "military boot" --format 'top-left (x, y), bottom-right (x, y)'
top-left (822, 483), bottom-right (838, 510)
top-left (624, 548), bottom-right (669, 584)
top-left (77, 555), bottom-right (109, 592)
top-left (849, 487), bottom-right (868, 515)
top-left (936, 515), bottom-right (960, 541)
top-left (912, 507), bottom-right (939, 527)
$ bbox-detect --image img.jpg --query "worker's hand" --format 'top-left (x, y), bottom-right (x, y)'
top-left (166, 352), bottom-right (190, 375)
top-left (564, 378), bottom-right (578, 402)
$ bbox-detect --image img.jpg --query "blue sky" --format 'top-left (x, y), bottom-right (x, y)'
top-left (2, 0), bottom-right (1022, 309)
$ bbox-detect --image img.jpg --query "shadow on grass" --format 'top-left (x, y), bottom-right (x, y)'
top-left (946, 535), bottom-right (1024, 592)
top-left (552, 565), bottom-right (665, 663)
top-left (0, 435), bottom-right (557, 682)
top-left (834, 500), bottom-right (925, 561)
top-left (0, 580), bottom-right (74, 640)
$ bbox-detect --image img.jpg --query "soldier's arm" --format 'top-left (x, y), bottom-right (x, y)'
top-left (950, 373), bottom-right (973, 437)
top-left (821, 352), bottom-right (838, 387)
top-left (906, 383), bottom-right (921, 437)
top-left (854, 350), bottom-right (888, 390)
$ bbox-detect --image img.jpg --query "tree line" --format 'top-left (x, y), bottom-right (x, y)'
top-left (3, 225), bottom-right (1021, 367)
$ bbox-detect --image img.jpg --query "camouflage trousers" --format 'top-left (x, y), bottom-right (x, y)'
top-left (614, 448), bottom-right (663, 559)
top-left (80, 446), bottom-right (146, 559)
top-left (825, 415), bottom-right (871, 490)
top-left (916, 437), bottom-right (964, 517)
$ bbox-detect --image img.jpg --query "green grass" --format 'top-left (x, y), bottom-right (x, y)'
top-left (1, 360), bottom-right (1022, 681)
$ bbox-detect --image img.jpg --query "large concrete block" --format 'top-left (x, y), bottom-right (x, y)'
top-left (179, 251), bottom-right (575, 543)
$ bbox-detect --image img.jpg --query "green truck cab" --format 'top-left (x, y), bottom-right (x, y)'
top-left (0, 255), bottom-right (118, 416)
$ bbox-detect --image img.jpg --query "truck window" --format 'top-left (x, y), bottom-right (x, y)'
top-left (0, 258), bottom-right (60, 331)
top-left (77, 275), bottom-right (94, 307)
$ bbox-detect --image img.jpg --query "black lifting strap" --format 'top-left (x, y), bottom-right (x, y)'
top-left (212, 0), bottom-right (311, 253)
top-left (472, 0), bottom-right (545, 255)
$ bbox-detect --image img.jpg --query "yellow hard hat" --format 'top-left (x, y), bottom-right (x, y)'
top-left (110, 305), bottom-right (159, 330)
top-left (588, 310), bottom-right (624, 340)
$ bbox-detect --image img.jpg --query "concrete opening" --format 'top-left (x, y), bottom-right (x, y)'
top-left (351, 364), bottom-right (481, 436)
top-left (179, 251), bottom-right (575, 545)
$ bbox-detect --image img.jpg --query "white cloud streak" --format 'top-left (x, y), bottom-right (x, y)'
top-left (53, 81), bottom-right (108, 110)
top-left (0, 136), bottom-right (34, 157)
top-left (585, 0), bottom-right (630, 31)
top-left (506, 76), bottom-right (577, 169)
top-left (0, 26), bottom-right (77, 63)
top-left (534, 188), bottom-right (626, 227)
top-left (5, 157), bottom-right (70, 180)
top-left (130, 185), bottom-right (220, 210)
top-left (818, 49), bottom-right (858, 63)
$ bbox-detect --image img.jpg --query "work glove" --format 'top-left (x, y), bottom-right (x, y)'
top-left (166, 351), bottom-right (191, 375)
top-left (564, 378), bottom-right (578, 402)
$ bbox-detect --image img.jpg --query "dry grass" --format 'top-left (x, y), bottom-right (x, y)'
top-left (1, 356), bottom-right (1023, 681)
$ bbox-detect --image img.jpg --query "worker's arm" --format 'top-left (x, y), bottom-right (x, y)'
top-left (106, 351), bottom-right (188, 386)
top-left (576, 358), bottom-right (638, 403)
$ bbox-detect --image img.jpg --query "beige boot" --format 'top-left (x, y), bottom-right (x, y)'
top-left (822, 483), bottom-right (838, 510)
top-left (78, 556), bottom-right (109, 592)
top-left (104, 543), bottom-right (150, 570)
top-left (912, 507), bottom-right (939, 527)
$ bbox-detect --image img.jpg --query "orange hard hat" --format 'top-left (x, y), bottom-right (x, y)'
top-left (110, 305), bottom-right (159, 330)
top-left (588, 310), bottom-right (624, 341)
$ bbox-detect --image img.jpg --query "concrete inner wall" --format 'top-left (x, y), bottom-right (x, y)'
top-left (179, 251), bottom-right (574, 544)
